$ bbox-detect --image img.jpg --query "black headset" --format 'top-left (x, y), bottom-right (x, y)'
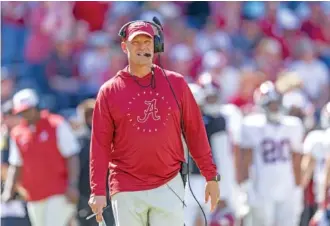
top-left (118, 17), bottom-right (164, 53)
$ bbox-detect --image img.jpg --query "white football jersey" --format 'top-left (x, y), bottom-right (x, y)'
top-left (220, 104), bottom-right (243, 145)
top-left (240, 114), bottom-right (305, 201)
top-left (304, 128), bottom-right (330, 203)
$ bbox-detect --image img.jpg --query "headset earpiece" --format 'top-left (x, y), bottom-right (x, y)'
top-left (118, 19), bottom-right (164, 53)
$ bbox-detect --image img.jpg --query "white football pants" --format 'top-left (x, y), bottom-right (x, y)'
top-left (249, 188), bottom-right (303, 226)
top-left (27, 194), bottom-right (76, 226)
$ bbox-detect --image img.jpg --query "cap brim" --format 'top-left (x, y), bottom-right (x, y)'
top-left (127, 31), bottom-right (153, 41)
top-left (13, 105), bottom-right (33, 114)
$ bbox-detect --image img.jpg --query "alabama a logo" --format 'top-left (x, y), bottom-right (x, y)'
top-left (137, 99), bottom-right (161, 123)
top-left (127, 91), bottom-right (172, 132)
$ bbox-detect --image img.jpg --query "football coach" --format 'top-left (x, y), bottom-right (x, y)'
top-left (88, 18), bottom-right (220, 226)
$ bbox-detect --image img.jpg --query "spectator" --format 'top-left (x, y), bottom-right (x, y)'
top-left (1, 67), bottom-right (16, 102)
top-left (101, 47), bottom-right (127, 82)
top-left (276, 71), bottom-right (316, 131)
top-left (301, 2), bottom-right (326, 42)
top-left (2, 89), bottom-right (80, 226)
top-left (73, 2), bottom-right (110, 32)
top-left (231, 15), bottom-right (264, 66)
top-left (199, 50), bottom-right (241, 103)
top-left (252, 37), bottom-right (284, 81)
top-left (194, 19), bottom-right (232, 55)
top-left (1, 2), bottom-right (28, 66)
top-left (46, 34), bottom-right (80, 110)
top-left (1, 100), bottom-right (31, 226)
top-left (24, 2), bottom-right (75, 65)
top-left (185, 1), bottom-right (210, 29)
top-left (290, 38), bottom-right (330, 111)
top-left (169, 43), bottom-right (195, 82)
top-left (229, 69), bottom-right (265, 114)
top-left (78, 32), bottom-right (112, 98)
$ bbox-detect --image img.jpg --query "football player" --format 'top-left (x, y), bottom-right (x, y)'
top-left (238, 81), bottom-right (305, 226)
top-left (185, 83), bottom-right (237, 226)
top-left (308, 103), bottom-right (330, 226)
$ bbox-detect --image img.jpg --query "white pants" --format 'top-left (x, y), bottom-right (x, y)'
top-left (27, 194), bottom-right (76, 226)
top-left (184, 175), bottom-right (210, 226)
top-left (249, 189), bottom-right (303, 226)
top-left (111, 173), bottom-right (185, 226)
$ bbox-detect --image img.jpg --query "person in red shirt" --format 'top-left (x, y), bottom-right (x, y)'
top-left (88, 20), bottom-right (220, 225)
top-left (2, 89), bottom-right (80, 226)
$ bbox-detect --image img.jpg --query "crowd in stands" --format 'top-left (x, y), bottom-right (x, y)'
top-left (2, 2), bottom-right (330, 116)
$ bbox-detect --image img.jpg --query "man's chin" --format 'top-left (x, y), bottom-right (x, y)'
top-left (136, 61), bottom-right (152, 66)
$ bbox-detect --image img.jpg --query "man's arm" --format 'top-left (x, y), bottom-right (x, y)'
top-left (181, 81), bottom-right (217, 181)
top-left (292, 152), bottom-right (303, 187)
top-left (324, 154), bottom-right (330, 207)
top-left (290, 119), bottom-right (305, 187)
top-left (1, 136), bottom-right (11, 182)
top-left (300, 131), bottom-right (319, 188)
top-left (300, 154), bottom-right (316, 188)
top-left (57, 120), bottom-right (81, 188)
top-left (238, 148), bottom-right (253, 184)
top-left (3, 138), bottom-right (24, 201)
top-left (237, 122), bottom-right (254, 184)
top-left (1, 137), bottom-right (28, 199)
top-left (90, 88), bottom-right (114, 196)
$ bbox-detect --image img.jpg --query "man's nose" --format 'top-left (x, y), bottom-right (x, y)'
top-left (138, 43), bottom-right (149, 50)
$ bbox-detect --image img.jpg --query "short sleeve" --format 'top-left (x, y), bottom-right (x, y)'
top-left (325, 129), bottom-right (330, 151)
top-left (239, 123), bottom-right (255, 149)
top-left (8, 138), bottom-right (23, 166)
top-left (303, 132), bottom-right (316, 155)
top-left (56, 120), bottom-right (80, 158)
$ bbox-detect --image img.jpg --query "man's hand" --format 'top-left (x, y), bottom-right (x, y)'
top-left (88, 195), bottom-right (107, 223)
top-left (1, 189), bottom-right (13, 203)
top-left (65, 185), bottom-right (80, 204)
top-left (205, 181), bottom-right (220, 212)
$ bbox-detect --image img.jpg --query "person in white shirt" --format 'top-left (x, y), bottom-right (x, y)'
top-left (238, 81), bottom-right (305, 226)
top-left (308, 103), bottom-right (330, 226)
top-left (290, 38), bottom-right (329, 110)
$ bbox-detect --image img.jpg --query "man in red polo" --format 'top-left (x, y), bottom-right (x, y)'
top-left (89, 20), bottom-right (220, 225)
top-left (2, 89), bottom-right (80, 226)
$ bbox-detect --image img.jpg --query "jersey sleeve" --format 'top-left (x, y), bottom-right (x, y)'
top-left (291, 119), bottom-right (305, 153)
top-left (8, 138), bottom-right (23, 167)
top-left (226, 108), bottom-right (243, 145)
top-left (303, 130), bottom-right (326, 159)
top-left (56, 120), bottom-right (80, 158)
top-left (239, 120), bottom-right (255, 149)
top-left (303, 132), bottom-right (316, 155)
top-left (326, 130), bottom-right (330, 153)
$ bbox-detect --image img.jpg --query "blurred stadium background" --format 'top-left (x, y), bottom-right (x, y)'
top-left (1, 1), bottom-right (330, 226)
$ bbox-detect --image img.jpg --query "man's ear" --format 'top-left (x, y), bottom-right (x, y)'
top-left (121, 42), bottom-right (128, 54)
